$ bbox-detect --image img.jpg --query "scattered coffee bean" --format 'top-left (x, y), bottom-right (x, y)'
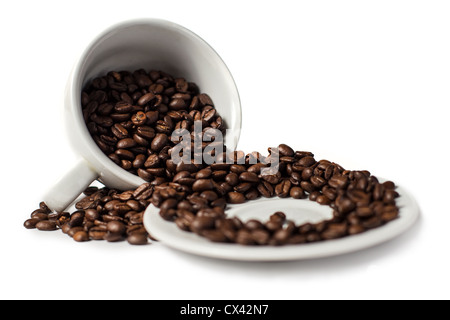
top-left (127, 233), bottom-right (148, 245)
top-left (36, 220), bottom-right (57, 231)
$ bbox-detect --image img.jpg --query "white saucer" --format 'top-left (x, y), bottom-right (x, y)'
top-left (143, 183), bottom-right (420, 261)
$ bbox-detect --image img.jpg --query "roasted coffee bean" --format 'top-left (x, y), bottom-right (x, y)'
top-left (107, 221), bottom-right (127, 235)
top-left (138, 92), bottom-right (156, 106)
top-left (73, 231), bottom-right (90, 242)
top-left (36, 220), bottom-right (57, 231)
top-left (68, 226), bottom-right (85, 237)
top-left (321, 223), bottom-right (347, 240)
top-left (236, 230), bottom-right (254, 245)
top-left (298, 156), bottom-right (316, 167)
top-left (270, 211), bottom-right (286, 224)
top-left (273, 228), bottom-right (293, 245)
top-left (251, 229), bottom-right (270, 245)
top-left (225, 172), bottom-right (239, 186)
top-left (329, 175), bottom-right (348, 189)
top-left (290, 186), bottom-right (305, 199)
top-left (244, 219), bottom-right (265, 231)
top-left (30, 210), bottom-right (48, 220)
top-left (265, 219), bottom-right (282, 232)
top-left (127, 233), bottom-right (148, 245)
top-left (381, 205), bottom-right (399, 222)
top-left (196, 168), bottom-right (212, 179)
top-left (239, 172), bottom-right (259, 183)
top-left (257, 181), bottom-right (274, 198)
top-left (202, 229), bottom-right (227, 242)
top-left (336, 195), bottom-right (355, 214)
top-left (311, 176), bottom-right (326, 188)
top-left (362, 216), bottom-right (382, 229)
top-left (192, 179), bottom-right (214, 192)
top-left (348, 224), bottom-right (365, 235)
top-left (24, 218), bottom-right (40, 229)
top-left (89, 227), bottom-right (107, 240)
top-left (275, 180), bottom-right (291, 198)
top-left (356, 206), bottom-right (374, 218)
top-left (198, 93), bottom-right (214, 106)
top-left (316, 195), bottom-right (332, 205)
top-left (168, 98), bottom-right (186, 111)
top-left (104, 232), bottom-right (124, 242)
top-left (234, 182), bottom-right (252, 193)
top-left (300, 181), bottom-right (315, 193)
top-left (151, 133), bottom-right (169, 152)
top-left (227, 192), bottom-right (246, 204)
top-left (200, 190), bottom-right (219, 202)
top-left (69, 212), bottom-right (84, 228)
top-left (117, 138), bottom-right (137, 149)
top-left (190, 216), bottom-right (216, 233)
top-left (278, 144), bottom-right (294, 157)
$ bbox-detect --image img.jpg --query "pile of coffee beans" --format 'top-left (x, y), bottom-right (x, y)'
top-left (24, 184), bottom-right (155, 245)
top-left (149, 146), bottom-right (400, 245)
top-left (81, 69), bottom-right (224, 182)
top-left (24, 69), bottom-right (401, 246)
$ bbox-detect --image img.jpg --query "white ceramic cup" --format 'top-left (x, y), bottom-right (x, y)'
top-left (43, 18), bottom-right (242, 213)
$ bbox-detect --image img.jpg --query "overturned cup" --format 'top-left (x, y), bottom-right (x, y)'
top-left (44, 18), bottom-right (242, 213)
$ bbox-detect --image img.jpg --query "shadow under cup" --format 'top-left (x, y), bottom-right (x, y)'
top-left (45, 19), bottom-right (242, 212)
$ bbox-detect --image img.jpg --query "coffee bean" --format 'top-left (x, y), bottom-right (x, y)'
top-left (151, 133), bottom-right (168, 151)
top-left (227, 192), bottom-right (246, 204)
top-left (192, 179), bottom-right (214, 192)
top-left (275, 180), bottom-right (291, 198)
top-left (236, 230), bottom-right (254, 245)
top-left (362, 217), bottom-right (382, 229)
top-left (273, 228), bottom-right (292, 245)
top-left (257, 181), bottom-right (274, 198)
top-left (316, 195), bottom-right (332, 205)
top-left (198, 93), bottom-right (214, 106)
top-left (127, 233), bottom-right (148, 245)
top-left (278, 144), bottom-right (294, 157)
top-left (107, 221), bottom-right (127, 234)
top-left (202, 229), bottom-right (227, 242)
top-left (251, 229), bottom-right (270, 245)
top-left (244, 219), bottom-right (265, 231)
top-left (239, 172), bottom-right (259, 183)
top-left (348, 224), bottom-right (365, 235)
top-left (191, 216), bottom-right (216, 233)
top-left (73, 231), bottom-right (90, 242)
top-left (138, 92), bottom-right (156, 106)
top-left (290, 186), bottom-right (305, 199)
top-left (169, 98), bottom-right (186, 110)
top-left (36, 220), bottom-right (57, 231)
top-left (117, 138), bottom-right (137, 149)
top-left (298, 156), bottom-right (316, 167)
top-left (311, 176), bottom-right (326, 188)
top-left (329, 175), bottom-right (348, 189)
top-left (68, 226), bottom-right (85, 237)
top-left (24, 218), bottom-right (40, 229)
top-left (321, 223), bottom-right (347, 240)
top-left (89, 227), bottom-right (107, 240)
top-left (196, 168), bottom-right (212, 179)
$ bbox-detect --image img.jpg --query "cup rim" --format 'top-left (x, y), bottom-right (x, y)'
top-left (68, 18), bottom-right (242, 188)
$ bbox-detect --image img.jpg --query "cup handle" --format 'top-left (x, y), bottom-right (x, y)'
top-left (43, 159), bottom-right (99, 213)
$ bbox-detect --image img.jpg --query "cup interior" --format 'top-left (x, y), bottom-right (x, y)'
top-left (68, 19), bottom-right (242, 189)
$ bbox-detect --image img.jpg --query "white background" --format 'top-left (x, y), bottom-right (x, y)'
top-left (1, 0), bottom-right (449, 300)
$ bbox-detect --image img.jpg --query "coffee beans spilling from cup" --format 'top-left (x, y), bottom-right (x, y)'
top-left (81, 69), bottom-right (224, 181)
top-left (24, 69), bottom-right (400, 245)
